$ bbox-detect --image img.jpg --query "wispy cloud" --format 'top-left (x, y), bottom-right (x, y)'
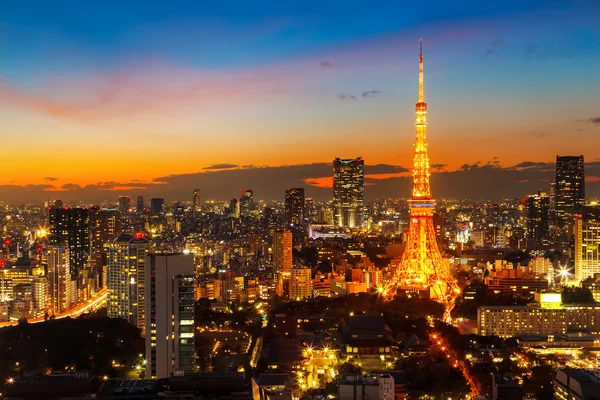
top-left (203, 163), bottom-right (238, 170)
top-left (337, 93), bottom-right (356, 101)
top-left (361, 90), bottom-right (381, 98)
top-left (43, 177), bottom-right (58, 182)
top-left (320, 61), bottom-right (332, 68)
top-left (484, 40), bottom-right (503, 58)
top-left (588, 117), bottom-right (600, 124)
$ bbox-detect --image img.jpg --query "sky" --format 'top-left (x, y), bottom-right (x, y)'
top-left (0, 0), bottom-right (599, 203)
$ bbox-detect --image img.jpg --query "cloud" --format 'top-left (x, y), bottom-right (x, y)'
top-left (203, 163), bottom-right (238, 170)
top-left (61, 183), bottom-right (82, 190)
top-left (337, 93), bottom-right (356, 101)
top-left (320, 61), bottom-right (332, 68)
top-left (43, 177), bottom-right (58, 182)
top-left (512, 161), bottom-right (550, 169)
top-left (362, 90), bottom-right (381, 98)
top-left (525, 45), bottom-right (550, 61)
top-left (431, 164), bottom-right (447, 171)
top-left (484, 40), bottom-right (503, 58)
top-left (529, 131), bottom-right (548, 138)
top-left (588, 117), bottom-right (600, 124)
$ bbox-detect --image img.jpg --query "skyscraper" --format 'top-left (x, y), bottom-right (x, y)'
top-left (118, 196), bottom-right (131, 214)
top-left (193, 189), bottom-right (201, 212)
top-left (106, 233), bottom-right (151, 332)
top-left (228, 197), bottom-right (239, 218)
top-left (145, 253), bottom-right (195, 379)
top-left (136, 195), bottom-right (144, 213)
top-left (333, 157), bottom-right (364, 229)
top-left (574, 216), bottom-right (600, 282)
top-left (48, 207), bottom-right (90, 279)
top-left (89, 207), bottom-right (122, 273)
top-left (239, 189), bottom-right (254, 217)
top-left (285, 188), bottom-right (305, 227)
top-left (525, 191), bottom-right (550, 250)
top-left (273, 229), bottom-right (293, 273)
top-left (555, 155), bottom-right (585, 250)
top-left (47, 244), bottom-right (71, 315)
top-left (150, 198), bottom-right (165, 215)
top-left (383, 41), bottom-right (459, 319)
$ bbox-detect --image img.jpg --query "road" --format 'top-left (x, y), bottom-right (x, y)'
top-left (0, 288), bottom-right (107, 328)
top-left (430, 332), bottom-right (482, 398)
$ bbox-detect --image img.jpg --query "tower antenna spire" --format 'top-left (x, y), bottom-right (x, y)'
top-left (418, 39), bottom-right (424, 103)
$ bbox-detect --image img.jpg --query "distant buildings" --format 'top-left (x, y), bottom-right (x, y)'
top-left (333, 157), bottom-right (364, 229)
top-left (106, 234), bottom-right (151, 332)
top-left (118, 196), bottom-right (130, 215)
top-left (89, 207), bottom-right (121, 282)
top-left (239, 189), bottom-right (254, 217)
top-left (273, 230), bottom-right (293, 273)
top-left (554, 155), bottom-right (585, 251)
top-left (525, 190), bottom-right (550, 250)
top-left (193, 189), bottom-right (201, 212)
top-left (136, 195), bottom-right (144, 213)
top-left (150, 198), bottom-right (165, 215)
top-left (285, 188), bottom-right (305, 227)
top-left (145, 253), bottom-right (195, 379)
top-left (48, 207), bottom-right (90, 279)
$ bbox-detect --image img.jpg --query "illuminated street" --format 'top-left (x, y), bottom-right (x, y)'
top-left (0, 288), bottom-right (107, 329)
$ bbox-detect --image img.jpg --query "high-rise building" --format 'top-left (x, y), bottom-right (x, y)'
top-left (193, 189), bottom-right (201, 212)
top-left (48, 207), bottom-right (90, 279)
top-left (47, 244), bottom-right (71, 315)
top-left (383, 41), bottom-right (459, 319)
top-left (285, 188), bottom-right (305, 227)
top-left (89, 207), bottom-right (121, 275)
top-left (145, 253), bottom-right (195, 379)
top-left (137, 195), bottom-right (144, 213)
top-left (555, 155), bottom-right (585, 250)
top-left (574, 216), bottom-right (600, 282)
top-left (150, 198), bottom-right (165, 215)
top-left (239, 189), bottom-right (254, 217)
top-left (525, 191), bottom-right (550, 250)
top-left (228, 197), bottom-right (239, 218)
top-left (106, 234), bottom-right (151, 332)
top-left (273, 230), bottom-right (293, 273)
top-left (289, 268), bottom-right (312, 300)
top-left (31, 276), bottom-right (49, 318)
top-left (333, 158), bottom-right (364, 229)
top-left (118, 196), bottom-right (131, 214)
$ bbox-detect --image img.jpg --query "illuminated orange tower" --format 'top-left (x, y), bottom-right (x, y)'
top-left (383, 41), bottom-right (459, 318)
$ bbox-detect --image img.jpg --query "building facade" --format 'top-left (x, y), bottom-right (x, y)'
top-left (145, 253), bottom-right (195, 379)
top-left (106, 234), bottom-right (151, 332)
top-left (48, 207), bottom-right (90, 279)
top-left (574, 216), bottom-right (600, 283)
top-left (478, 301), bottom-right (600, 338)
top-left (555, 155), bottom-right (585, 251)
top-left (273, 230), bottom-right (293, 273)
top-left (285, 188), bottom-right (305, 227)
top-left (289, 268), bottom-right (312, 300)
top-left (47, 244), bottom-right (71, 315)
top-left (333, 157), bottom-right (364, 229)
top-left (525, 191), bottom-right (550, 250)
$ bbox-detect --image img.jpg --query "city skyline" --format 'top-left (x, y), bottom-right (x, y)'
top-left (1, 0), bottom-right (599, 203)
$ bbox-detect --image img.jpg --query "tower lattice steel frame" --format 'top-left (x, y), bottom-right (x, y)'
top-left (383, 41), bottom-right (460, 318)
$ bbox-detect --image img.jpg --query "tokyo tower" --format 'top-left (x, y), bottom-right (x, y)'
top-left (383, 41), bottom-right (460, 318)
